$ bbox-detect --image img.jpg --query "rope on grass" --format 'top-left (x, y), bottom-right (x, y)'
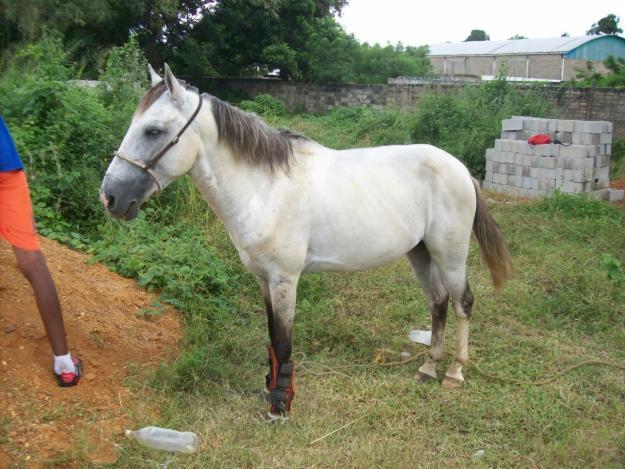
top-left (295, 349), bottom-right (625, 386)
top-left (467, 358), bottom-right (625, 386)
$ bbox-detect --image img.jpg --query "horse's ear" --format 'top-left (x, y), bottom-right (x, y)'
top-left (148, 63), bottom-right (162, 87)
top-left (163, 63), bottom-right (185, 105)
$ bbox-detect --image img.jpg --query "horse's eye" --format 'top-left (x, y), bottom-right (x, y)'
top-left (145, 128), bottom-right (162, 136)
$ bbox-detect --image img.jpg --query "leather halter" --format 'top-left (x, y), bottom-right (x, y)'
top-left (113, 95), bottom-right (203, 192)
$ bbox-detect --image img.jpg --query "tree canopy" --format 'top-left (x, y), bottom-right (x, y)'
top-left (587, 14), bottom-right (623, 35)
top-left (464, 30), bottom-right (490, 42)
top-left (0, 0), bottom-right (432, 84)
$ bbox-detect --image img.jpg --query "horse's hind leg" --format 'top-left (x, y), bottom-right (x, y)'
top-left (439, 266), bottom-right (474, 389)
top-left (407, 242), bottom-right (449, 383)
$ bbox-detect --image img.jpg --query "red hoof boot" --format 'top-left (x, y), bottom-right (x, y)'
top-left (266, 345), bottom-right (296, 421)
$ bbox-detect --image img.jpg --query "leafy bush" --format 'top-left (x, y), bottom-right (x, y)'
top-left (0, 37), bottom-right (148, 236)
top-left (409, 77), bottom-right (554, 176)
top-left (610, 138), bottom-right (625, 180)
top-left (238, 93), bottom-right (287, 116)
top-left (92, 210), bottom-right (231, 310)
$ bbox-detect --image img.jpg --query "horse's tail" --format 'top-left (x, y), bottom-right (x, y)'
top-left (471, 178), bottom-right (512, 291)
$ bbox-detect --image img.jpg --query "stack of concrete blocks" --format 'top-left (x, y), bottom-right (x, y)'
top-left (483, 116), bottom-right (624, 201)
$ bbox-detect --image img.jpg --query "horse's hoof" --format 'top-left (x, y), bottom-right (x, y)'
top-left (415, 371), bottom-right (436, 384)
top-left (441, 376), bottom-right (463, 389)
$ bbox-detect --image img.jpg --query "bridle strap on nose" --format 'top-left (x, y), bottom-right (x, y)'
top-left (113, 150), bottom-right (163, 192)
top-left (113, 95), bottom-right (203, 193)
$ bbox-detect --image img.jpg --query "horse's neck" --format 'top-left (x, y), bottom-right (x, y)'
top-left (188, 142), bottom-right (277, 236)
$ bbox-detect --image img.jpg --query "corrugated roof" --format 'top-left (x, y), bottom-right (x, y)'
top-left (427, 36), bottom-right (608, 56)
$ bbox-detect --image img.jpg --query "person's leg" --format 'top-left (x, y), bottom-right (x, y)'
top-left (0, 170), bottom-right (79, 384)
top-left (12, 247), bottom-right (68, 356)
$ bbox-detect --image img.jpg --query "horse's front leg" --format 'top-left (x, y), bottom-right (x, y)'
top-left (264, 275), bottom-right (299, 420)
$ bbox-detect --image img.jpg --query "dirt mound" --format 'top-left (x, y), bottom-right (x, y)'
top-left (0, 237), bottom-right (181, 466)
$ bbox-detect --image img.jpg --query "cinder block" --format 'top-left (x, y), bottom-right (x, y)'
top-left (522, 177), bottom-right (535, 189)
top-left (596, 177), bottom-right (610, 189)
top-left (556, 120), bottom-right (575, 132)
top-left (583, 181), bottom-right (596, 192)
top-left (558, 156), bottom-right (594, 170)
top-left (494, 140), bottom-right (503, 151)
top-left (489, 150), bottom-right (505, 163)
top-left (554, 132), bottom-right (572, 144)
top-left (594, 166), bottom-right (609, 179)
top-left (482, 180), bottom-right (492, 190)
top-left (493, 173), bottom-right (507, 184)
top-left (607, 189), bottom-right (624, 202)
top-left (604, 122), bottom-right (613, 133)
top-left (595, 155), bottom-right (610, 167)
top-left (538, 178), bottom-right (556, 191)
top-left (502, 140), bottom-right (516, 152)
top-left (528, 119), bottom-right (549, 132)
top-left (501, 131), bottom-right (518, 140)
top-left (583, 121), bottom-right (605, 133)
top-left (533, 156), bottom-right (557, 169)
top-left (572, 132), bottom-right (583, 145)
top-left (485, 159), bottom-right (493, 174)
top-left (585, 145), bottom-right (601, 157)
top-left (559, 145), bottom-right (587, 159)
top-left (522, 166), bottom-right (532, 178)
top-left (544, 144), bottom-right (559, 157)
top-left (501, 163), bottom-right (516, 175)
top-left (563, 169), bottom-right (586, 182)
top-left (514, 141), bottom-right (531, 153)
top-left (562, 180), bottom-right (584, 193)
top-left (600, 132), bottom-right (612, 144)
top-left (574, 121), bottom-right (586, 132)
top-left (485, 148), bottom-right (496, 161)
top-left (547, 119), bottom-right (558, 132)
top-left (582, 133), bottom-right (601, 145)
top-left (502, 118), bottom-right (524, 131)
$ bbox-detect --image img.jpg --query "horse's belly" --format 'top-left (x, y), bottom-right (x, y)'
top-left (304, 219), bottom-right (423, 272)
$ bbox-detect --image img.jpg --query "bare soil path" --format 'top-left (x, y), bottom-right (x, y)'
top-left (0, 237), bottom-right (181, 466)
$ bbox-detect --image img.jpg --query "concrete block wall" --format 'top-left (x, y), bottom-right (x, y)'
top-left (212, 79), bottom-right (625, 139)
top-left (483, 116), bottom-right (624, 201)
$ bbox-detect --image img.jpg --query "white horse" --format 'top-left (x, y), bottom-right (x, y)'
top-left (100, 65), bottom-right (512, 420)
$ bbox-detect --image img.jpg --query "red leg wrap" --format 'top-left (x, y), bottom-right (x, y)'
top-left (267, 345), bottom-right (296, 414)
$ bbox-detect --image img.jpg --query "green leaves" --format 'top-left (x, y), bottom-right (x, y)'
top-left (600, 254), bottom-right (625, 285)
top-left (409, 78), bottom-right (554, 176)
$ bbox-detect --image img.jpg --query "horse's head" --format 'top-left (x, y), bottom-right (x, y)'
top-left (100, 64), bottom-right (204, 220)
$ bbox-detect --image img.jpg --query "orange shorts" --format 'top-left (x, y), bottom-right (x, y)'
top-left (0, 170), bottom-right (40, 251)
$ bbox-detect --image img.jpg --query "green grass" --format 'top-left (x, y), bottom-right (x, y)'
top-left (100, 187), bottom-right (625, 468)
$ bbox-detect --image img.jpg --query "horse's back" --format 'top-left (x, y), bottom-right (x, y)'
top-left (301, 144), bottom-right (475, 272)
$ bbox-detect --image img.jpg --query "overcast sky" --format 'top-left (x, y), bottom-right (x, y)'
top-left (338, 0), bottom-right (625, 46)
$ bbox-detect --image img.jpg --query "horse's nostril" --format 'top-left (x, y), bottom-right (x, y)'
top-left (107, 195), bottom-right (115, 209)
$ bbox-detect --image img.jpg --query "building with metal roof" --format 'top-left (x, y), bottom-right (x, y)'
top-left (427, 35), bottom-right (625, 81)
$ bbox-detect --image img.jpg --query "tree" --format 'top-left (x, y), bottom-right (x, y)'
top-left (508, 34), bottom-right (527, 40)
top-left (587, 14), bottom-right (623, 35)
top-left (465, 30), bottom-right (489, 42)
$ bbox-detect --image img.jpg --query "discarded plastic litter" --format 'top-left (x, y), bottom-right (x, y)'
top-left (126, 426), bottom-right (198, 453)
top-left (408, 330), bottom-right (432, 346)
top-left (473, 449), bottom-right (485, 459)
top-left (400, 351), bottom-right (412, 359)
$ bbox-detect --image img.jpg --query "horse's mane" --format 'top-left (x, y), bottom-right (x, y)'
top-left (135, 81), bottom-right (307, 172)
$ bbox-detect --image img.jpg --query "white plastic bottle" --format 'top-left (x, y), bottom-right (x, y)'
top-left (126, 426), bottom-right (198, 453)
